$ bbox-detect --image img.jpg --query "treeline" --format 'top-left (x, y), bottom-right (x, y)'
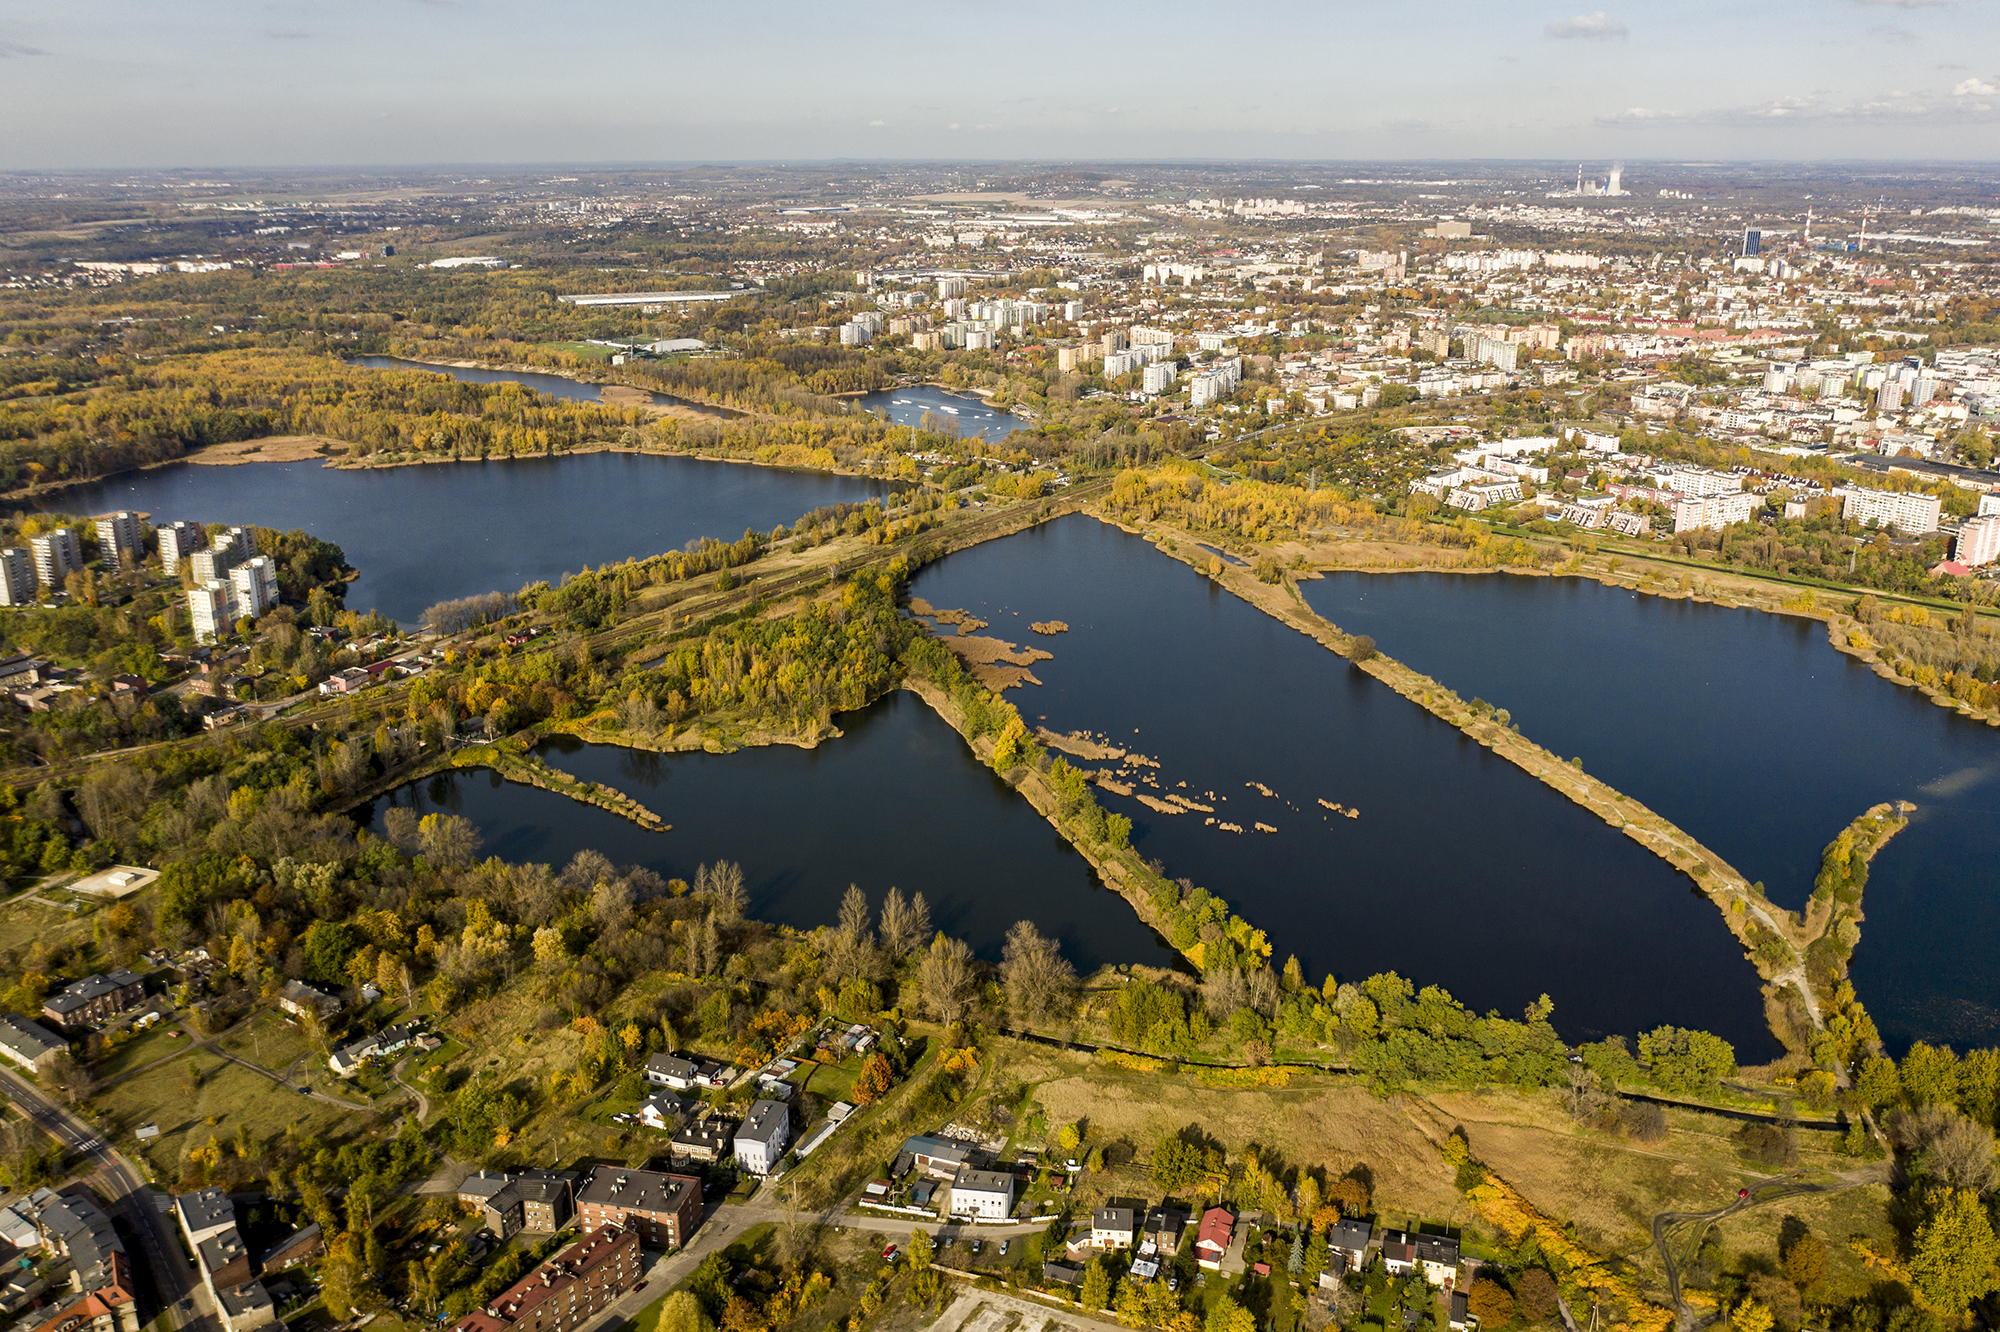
top-left (0, 348), bottom-right (644, 490)
top-left (421, 592), bottom-right (516, 636)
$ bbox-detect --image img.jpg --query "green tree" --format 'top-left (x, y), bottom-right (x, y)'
top-left (1902, 1042), bottom-right (1961, 1107)
top-left (1058, 1122), bottom-right (1082, 1153)
top-left (656, 1292), bottom-right (716, 1332)
top-left (1909, 1188), bottom-right (2000, 1315)
top-left (1207, 1294), bottom-right (1256, 1332)
top-left (1856, 1055), bottom-right (1901, 1109)
top-left (1782, 1232), bottom-right (1826, 1291)
top-left (1732, 1299), bottom-right (1773, 1332)
top-left (1638, 1026), bottom-right (1736, 1094)
top-left (908, 1230), bottom-right (933, 1273)
top-left (1080, 1258), bottom-right (1111, 1312)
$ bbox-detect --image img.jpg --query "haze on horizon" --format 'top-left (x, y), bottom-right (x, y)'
top-left (1, 0), bottom-right (1997, 169)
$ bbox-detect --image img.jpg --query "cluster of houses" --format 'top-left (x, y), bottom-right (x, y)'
top-left (620, 1052), bottom-right (796, 1176)
top-left (327, 1022), bottom-right (442, 1077)
top-left (864, 1133), bottom-right (1023, 1220)
top-left (0, 970), bottom-right (159, 1076)
top-left (1039, 1204), bottom-right (1468, 1326)
top-left (0, 1187), bottom-right (139, 1332)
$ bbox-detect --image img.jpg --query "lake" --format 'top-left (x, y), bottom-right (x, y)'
top-left (1303, 571), bottom-right (2000, 1052)
top-left (909, 516), bottom-right (1776, 1056)
top-left (362, 690), bottom-right (1173, 972)
top-left (857, 385), bottom-right (1021, 442)
top-left (353, 355), bottom-right (735, 417)
top-left (46, 452), bottom-right (886, 627)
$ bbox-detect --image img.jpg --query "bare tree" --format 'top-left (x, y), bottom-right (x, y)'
top-left (878, 887), bottom-right (928, 962)
top-left (417, 813), bottom-right (483, 869)
top-left (1000, 920), bottom-right (1076, 1026)
top-left (707, 861), bottom-right (748, 925)
top-left (916, 933), bottom-right (977, 1025)
top-left (1201, 968), bottom-right (1249, 1021)
top-left (1891, 1103), bottom-right (1998, 1194)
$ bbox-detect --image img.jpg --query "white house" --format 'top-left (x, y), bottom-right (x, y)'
top-left (948, 1167), bottom-right (1013, 1220)
top-left (733, 1099), bottom-right (790, 1176)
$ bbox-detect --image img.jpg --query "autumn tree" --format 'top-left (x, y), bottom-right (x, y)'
top-left (1001, 919), bottom-right (1077, 1026)
top-left (1467, 1279), bottom-right (1516, 1328)
top-left (1910, 1188), bottom-right (2000, 1315)
top-left (916, 932), bottom-right (976, 1024)
top-left (1516, 1270), bottom-right (1558, 1324)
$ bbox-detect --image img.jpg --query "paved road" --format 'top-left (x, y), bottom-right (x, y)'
top-left (0, 1064), bottom-right (211, 1332)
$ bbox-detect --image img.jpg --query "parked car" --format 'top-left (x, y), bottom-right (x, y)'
top-left (881, 1245), bottom-right (899, 1263)
top-left (999, 1240), bottom-right (1010, 1256)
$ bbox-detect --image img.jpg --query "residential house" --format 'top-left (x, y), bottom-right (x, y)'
top-left (637, 1092), bottom-right (688, 1132)
top-left (1083, 1207), bottom-right (1136, 1252)
top-left (457, 1171), bottom-right (511, 1210)
top-left (328, 1023), bottom-right (429, 1076)
top-left (734, 1099), bottom-right (790, 1176)
top-left (643, 1054), bottom-right (697, 1089)
top-left (276, 979), bottom-right (341, 1021)
top-left (481, 1171), bottom-right (576, 1240)
top-left (1325, 1219), bottom-right (1372, 1275)
top-left (174, 1189), bottom-right (277, 1332)
top-left (1195, 1207), bottom-right (1234, 1271)
top-left (447, 1225), bottom-right (640, 1332)
top-left (900, 1135), bottom-right (972, 1181)
top-left (0, 1013), bottom-right (67, 1074)
top-left (1449, 1293), bottom-right (1472, 1332)
top-left (1042, 1262), bottom-right (1083, 1288)
top-left (260, 1222), bottom-right (323, 1271)
top-left (947, 1167), bottom-right (1013, 1220)
top-left (669, 1114), bottom-right (737, 1166)
top-left (1380, 1231), bottom-right (1460, 1288)
top-left (575, 1165), bottom-right (703, 1251)
top-left (40, 971), bottom-right (146, 1029)
top-left (1142, 1208), bottom-right (1189, 1254)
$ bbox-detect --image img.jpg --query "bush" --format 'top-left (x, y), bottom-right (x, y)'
top-left (1347, 635), bottom-right (1378, 662)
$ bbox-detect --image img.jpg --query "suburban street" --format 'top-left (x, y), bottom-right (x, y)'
top-left (0, 1065), bottom-right (211, 1332)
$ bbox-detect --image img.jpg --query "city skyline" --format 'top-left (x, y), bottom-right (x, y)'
top-left (1, 0), bottom-right (1996, 167)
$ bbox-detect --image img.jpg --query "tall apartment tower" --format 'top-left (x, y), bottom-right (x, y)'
top-left (95, 511), bottom-right (143, 571)
top-left (229, 556), bottom-right (279, 618)
top-left (0, 548), bottom-right (36, 607)
top-left (1743, 229), bottom-right (1761, 258)
top-left (224, 527), bottom-right (257, 561)
top-left (190, 582), bottom-right (236, 643)
top-left (30, 530), bottom-right (82, 591)
top-left (938, 277), bottom-right (968, 299)
top-left (189, 543), bottom-right (235, 586)
top-left (158, 521), bottom-right (208, 576)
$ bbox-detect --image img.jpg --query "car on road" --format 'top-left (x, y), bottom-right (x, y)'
top-left (298, 1086), bottom-right (312, 1095)
top-left (633, 1282), bottom-right (647, 1293)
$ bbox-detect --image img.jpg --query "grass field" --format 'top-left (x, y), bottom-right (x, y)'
top-left (92, 1050), bottom-right (363, 1184)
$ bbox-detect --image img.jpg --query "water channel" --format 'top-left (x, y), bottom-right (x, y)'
top-left (45, 452), bottom-right (885, 627)
top-left (1304, 571), bottom-right (2000, 1052)
top-left (857, 385), bottom-right (1021, 442)
top-left (906, 516), bottom-right (1776, 1055)
top-left (362, 690), bottom-right (1173, 973)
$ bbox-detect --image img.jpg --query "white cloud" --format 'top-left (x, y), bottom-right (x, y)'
top-left (1545, 12), bottom-right (1627, 38)
top-left (867, 119), bottom-right (886, 127)
top-left (1953, 77), bottom-right (1997, 95)
top-left (1849, 0), bottom-right (1948, 7)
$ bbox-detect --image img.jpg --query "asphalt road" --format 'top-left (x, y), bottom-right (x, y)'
top-left (0, 1064), bottom-right (211, 1332)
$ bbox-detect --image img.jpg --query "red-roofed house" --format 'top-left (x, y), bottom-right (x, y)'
top-left (448, 1225), bottom-right (640, 1332)
top-left (1195, 1207), bottom-right (1234, 1271)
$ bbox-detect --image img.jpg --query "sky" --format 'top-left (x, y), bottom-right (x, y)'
top-left (0, 0), bottom-right (1996, 168)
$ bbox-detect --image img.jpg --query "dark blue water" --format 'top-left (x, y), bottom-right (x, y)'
top-left (1304, 571), bottom-right (2000, 1051)
top-left (354, 356), bottom-right (733, 416)
top-left (910, 516), bottom-right (1775, 1055)
top-left (363, 690), bottom-right (1170, 971)
top-left (858, 386), bottom-right (1019, 442)
top-left (46, 453), bottom-right (885, 626)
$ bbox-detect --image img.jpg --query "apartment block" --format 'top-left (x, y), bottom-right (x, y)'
top-left (1839, 485), bottom-right (1942, 535)
top-left (574, 1165), bottom-right (703, 1251)
top-left (30, 531), bottom-right (82, 590)
top-left (94, 513), bottom-right (142, 571)
top-left (448, 1225), bottom-right (640, 1332)
top-left (190, 582), bottom-right (236, 643)
top-left (157, 522), bottom-right (208, 576)
top-left (1956, 515), bottom-right (2000, 567)
top-left (0, 548), bottom-right (36, 606)
top-left (230, 557), bottom-right (279, 617)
